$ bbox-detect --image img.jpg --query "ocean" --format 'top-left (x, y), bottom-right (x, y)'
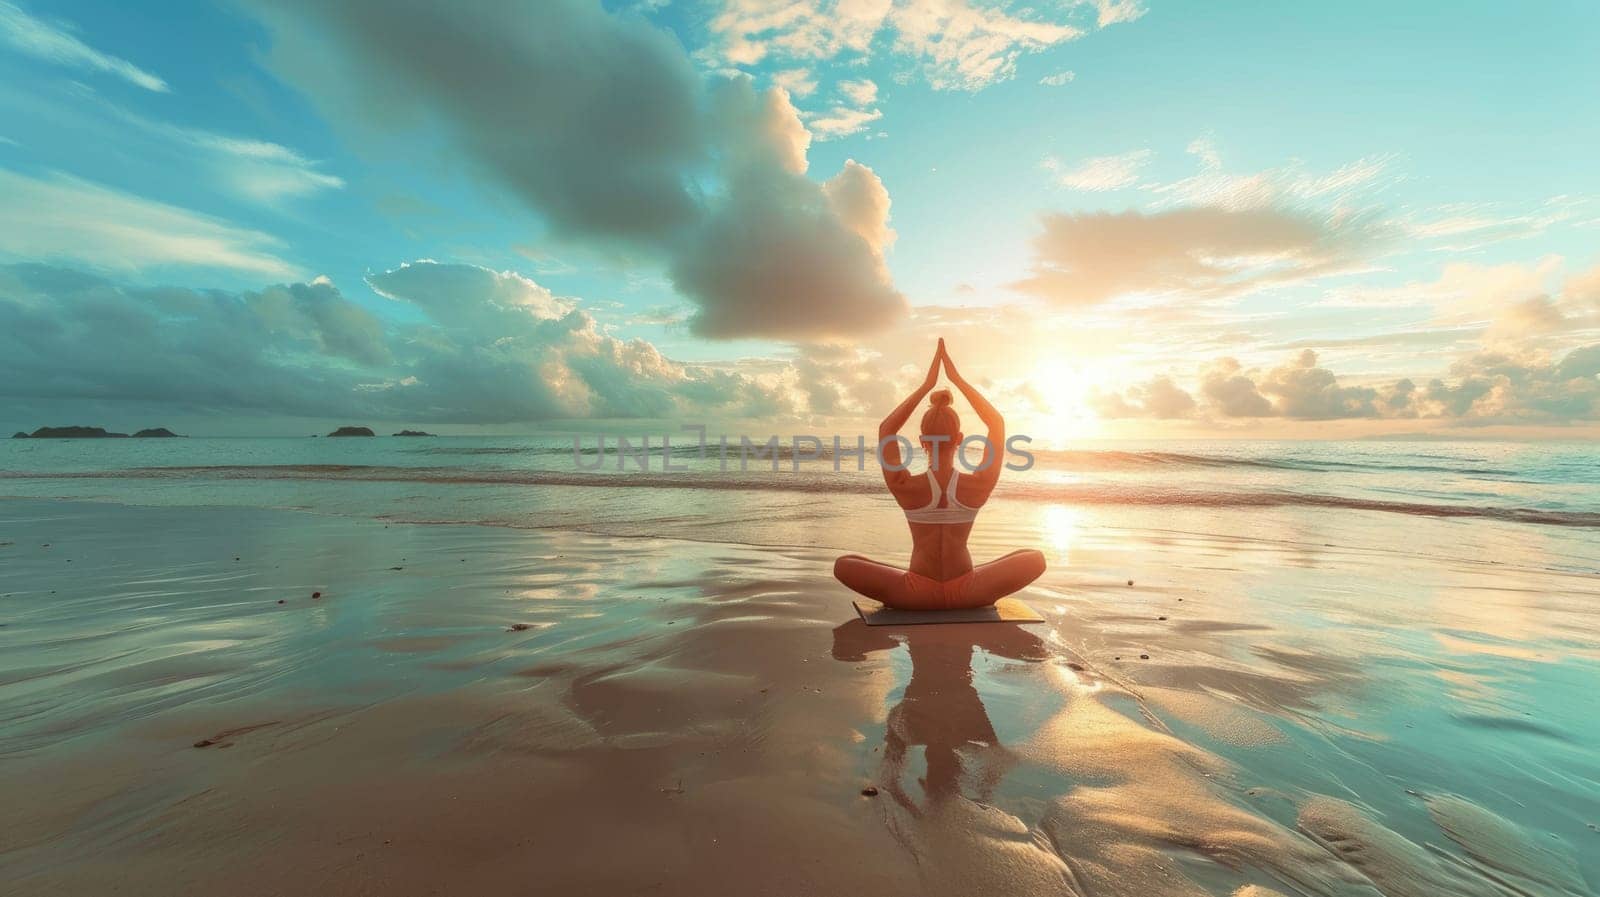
top-left (2, 436), bottom-right (1598, 894)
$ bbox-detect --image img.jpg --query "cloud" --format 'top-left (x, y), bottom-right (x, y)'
top-left (0, 1), bottom-right (169, 91)
top-left (105, 104), bottom-right (346, 206)
top-left (252, 0), bottom-right (704, 246)
top-left (365, 260), bottom-right (575, 322)
top-left (1044, 148), bottom-right (1152, 191)
top-left (790, 343), bottom-right (897, 417)
top-left (888, 0), bottom-right (1083, 90)
top-left (1039, 70), bottom-right (1076, 86)
top-left (705, 0), bottom-right (1125, 91)
top-left (0, 261), bottom-right (792, 424)
top-left (772, 67), bottom-right (818, 98)
top-left (836, 78), bottom-right (878, 107)
top-left (672, 80), bottom-right (905, 339)
top-left (1147, 140), bottom-right (1396, 212)
top-left (809, 105), bottom-right (884, 140)
top-left (1320, 257), bottom-right (1562, 310)
top-left (249, 1), bottom-right (906, 342)
top-left (807, 78), bottom-right (882, 140)
top-left (1093, 0), bottom-right (1147, 26)
top-left (1089, 375), bottom-right (1196, 419)
top-left (1199, 357), bottom-right (1273, 417)
top-left (1319, 256), bottom-right (1600, 350)
top-left (0, 263), bottom-right (386, 417)
top-left (1097, 343), bottom-right (1600, 424)
top-left (1013, 206), bottom-right (1381, 306)
top-left (173, 133), bottom-right (344, 205)
top-left (0, 168), bottom-right (298, 277)
top-left (1401, 196), bottom-right (1588, 251)
top-left (1257, 349), bottom-right (1389, 419)
top-left (1418, 346), bottom-right (1600, 423)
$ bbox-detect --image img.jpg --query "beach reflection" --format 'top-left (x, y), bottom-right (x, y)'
top-left (831, 620), bottom-right (1049, 810)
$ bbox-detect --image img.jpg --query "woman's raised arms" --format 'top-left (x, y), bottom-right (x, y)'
top-left (942, 348), bottom-right (1005, 490)
top-left (878, 339), bottom-right (945, 488)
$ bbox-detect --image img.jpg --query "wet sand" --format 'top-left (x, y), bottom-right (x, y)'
top-left (1, 498), bottom-right (1597, 896)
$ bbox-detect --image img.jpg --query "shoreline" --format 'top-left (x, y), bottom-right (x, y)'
top-left (2, 497), bottom-right (1597, 895)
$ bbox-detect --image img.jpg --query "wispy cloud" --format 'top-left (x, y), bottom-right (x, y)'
top-left (0, 168), bottom-right (297, 276)
top-left (1146, 137), bottom-right (1398, 211)
top-left (1044, 148), bottom-right (1152, 191)
top-left (1039, 70), bottom-right (1076, 86)
top-left (1014, 205), bottom-right (1385, 306)
top-left (707, 0), bottom-right (1138, 91)
top-left (177, 132), bottom-right (345, 205)
top-left (0, 1), bottom-right (169, 91)
top-left (1093, 0), bottom-right (1147, 27)
top-left (772, 68), bottom-right (817, 98)
top-left (809, 78), bottom-right (882, 140)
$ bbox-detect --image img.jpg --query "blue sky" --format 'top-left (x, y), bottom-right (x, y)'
top-left (2, 0), bottom-right (1597, 437)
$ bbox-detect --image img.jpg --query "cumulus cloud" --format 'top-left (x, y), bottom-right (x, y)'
top-left (0, 261), bottom-right (792, 424)
top-left (790, 343), bottom-right (897, 417)
top-left (0, 263), bottom-right (383, 416)
top-left (0, 168), bottom-right (298, 277)
top-left (705, 0), bottom-right (1128, 91)
top-left (1014, 206), bottom-right (1380, 306)
top-left (1199, 357), bottom-right (1273, 417)
top-left (1089, 375), bottom-right (1196, 419)
top-left (1096, 344), bottom-right (1600, 424)
top-left (0, 0), bottom-right (169, 91)
top-left (1044, 148), bottom-right (1152, 191)
top-left (1418, 346), bottom-right (1600, 423)
top-left (1257, 349), bottom-right (1389, 419)
top-left (249, 0), bottom-right (906, 342)
top-left (671, 80), bottom-right (905, 339)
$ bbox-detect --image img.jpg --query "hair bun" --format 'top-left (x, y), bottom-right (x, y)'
top-left (929, 388), bottom-right (953, 408)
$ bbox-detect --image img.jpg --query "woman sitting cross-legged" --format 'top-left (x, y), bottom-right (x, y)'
top-left (833, 339), bottom-right (1046, 611)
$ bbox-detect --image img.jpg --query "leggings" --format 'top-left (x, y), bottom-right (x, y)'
top-left (833, 549), bottom-right (1046, 611)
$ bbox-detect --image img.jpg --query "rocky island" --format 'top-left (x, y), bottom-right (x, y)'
top-left (392, 430), bottom-right (437, 437)
top-left (11, 425), bottom-right (186, 438)
top-left (327, 426), bottom-right (376, 437)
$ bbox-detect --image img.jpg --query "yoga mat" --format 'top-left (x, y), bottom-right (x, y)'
top-left (852, 597), bottom-right (1045, 626)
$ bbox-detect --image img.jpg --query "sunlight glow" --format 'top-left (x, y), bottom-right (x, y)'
top-left (1043, 504), bottom-right (1081, 566)
top-left (1028, 359), bottom-right (1105, 442)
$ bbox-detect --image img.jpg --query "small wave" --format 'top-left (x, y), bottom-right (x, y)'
top-left (1030, 449), bottom-right (1518, 477)
top-left (405, 444), bottom-right (1521, 477)
top-left (7, 464), bottom-right (1598, 528)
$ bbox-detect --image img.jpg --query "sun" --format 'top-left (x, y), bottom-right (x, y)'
top-left (1028, 358), bottom-right (1105, 443)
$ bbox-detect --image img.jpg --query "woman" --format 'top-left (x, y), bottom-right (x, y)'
top-left (834, 339), bottom-right (1046, 610)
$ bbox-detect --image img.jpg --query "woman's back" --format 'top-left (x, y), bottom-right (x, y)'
top-left (832, 339), bottom-right (1045, 611)
top-left (895, 466), bottom-right (987, 580)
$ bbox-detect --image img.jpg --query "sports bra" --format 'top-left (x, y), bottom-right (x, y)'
top-left (904, 469), bottom-right (979, 525)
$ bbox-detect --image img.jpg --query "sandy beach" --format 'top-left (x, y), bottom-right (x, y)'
top-left (5, 0), bottom-right (1598, 890)
top-left (3, 483), bottom-right (1597, 896)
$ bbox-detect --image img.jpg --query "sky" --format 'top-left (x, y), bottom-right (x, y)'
top-left (2, 0), bottom-right (1598, 440)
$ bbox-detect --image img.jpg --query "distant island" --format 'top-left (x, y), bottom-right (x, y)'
top-left (12, 425), bottom-right (186, 439)
top-left (327, 426), bottom-right (376, 437)
top-left (392, 430), bottom-right (436, 437)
